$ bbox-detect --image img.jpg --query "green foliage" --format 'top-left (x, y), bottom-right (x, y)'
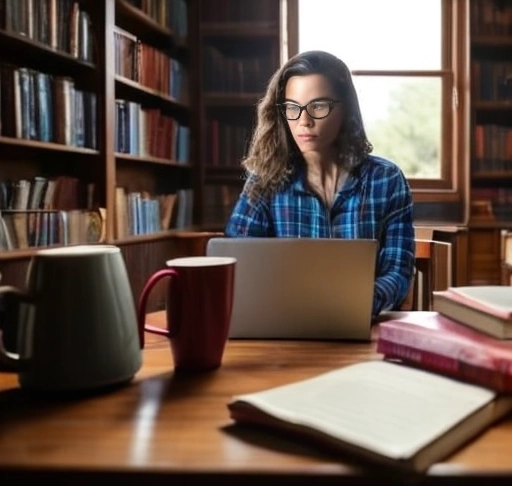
top-left (366, 79), bottom-right (441, 178)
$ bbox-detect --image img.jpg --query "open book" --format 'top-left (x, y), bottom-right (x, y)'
top-left (228, 361), bottom-right (512, 473)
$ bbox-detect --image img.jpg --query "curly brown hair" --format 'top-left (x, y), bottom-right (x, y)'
top-left (241, 50), bottom-right (373, 199)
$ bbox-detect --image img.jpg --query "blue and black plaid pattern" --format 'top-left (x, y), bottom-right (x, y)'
top-left (226, 156), bottom-right (415, 316)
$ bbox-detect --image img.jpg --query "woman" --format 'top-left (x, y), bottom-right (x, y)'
top-left (225, 50), bottom-right (415, 316)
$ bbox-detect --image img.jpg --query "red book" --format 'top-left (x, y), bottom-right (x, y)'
top-left (376, 311), bottom-right (512, 392)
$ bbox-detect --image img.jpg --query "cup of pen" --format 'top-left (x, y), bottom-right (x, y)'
top-left (138, 256), bottom-right (236, 371)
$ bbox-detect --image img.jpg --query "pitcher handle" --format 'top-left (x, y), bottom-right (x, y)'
top-left (137, 269), bottom-right (181, 348)
top-left (0, 285), bottom-right (26, 371)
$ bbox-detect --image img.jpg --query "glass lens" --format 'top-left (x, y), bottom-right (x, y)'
top-left (306, 101), bottom-right (330, 118)
top-left (283, 104), bottom-right (301, 119)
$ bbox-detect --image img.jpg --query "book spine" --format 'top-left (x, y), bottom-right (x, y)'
top-left (433, 294), bottom-right (510, 339)
top-left (377, 339), bottom-right (512, 392)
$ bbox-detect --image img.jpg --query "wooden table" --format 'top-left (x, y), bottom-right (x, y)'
top-left (1, 312), bottom-right (512, 485)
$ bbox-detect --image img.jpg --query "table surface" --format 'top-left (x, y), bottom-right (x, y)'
top-left (1, 311), bottom-right (512, 486)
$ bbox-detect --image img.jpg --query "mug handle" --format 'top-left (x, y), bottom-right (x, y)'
top-left (137, 268), bottom-right (181, 348)
top-left (0, 285), bottom-right (27, 371)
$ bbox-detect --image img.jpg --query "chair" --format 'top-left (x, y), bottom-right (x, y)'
top-left (500, 230), bottom-right (512, 286)
top-left (400, 239), bottom-right (453, 311)
top-left (414, 225), bottom-right (468, 287)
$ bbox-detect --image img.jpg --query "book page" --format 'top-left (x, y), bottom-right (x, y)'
top-left (448, 286), bottom-right (512, 316)
top-left (231, 361), bottom-right (496, 460)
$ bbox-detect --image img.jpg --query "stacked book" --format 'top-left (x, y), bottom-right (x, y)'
top-left (226, 286), bottom-right (512, 474)
top-left (376, 285), bottom-right (512, 392)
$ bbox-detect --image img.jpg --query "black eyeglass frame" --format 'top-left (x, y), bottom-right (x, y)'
top-left (276, 100), bottom-right (342, 120)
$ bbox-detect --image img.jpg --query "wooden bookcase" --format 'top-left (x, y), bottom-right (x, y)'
top-left (0, 0), bottom-right (200, 310)
top-left (468, 0), bottom-right (512, 284)
top-left (195, 0), bottom-right (283, 230)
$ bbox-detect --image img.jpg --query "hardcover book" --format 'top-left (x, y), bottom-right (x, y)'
top-left (227, 360), bottom-right (512, 473)
top-left (376, 311), bottom-right (512, 392)
top-left (432, 286), bottom-right (512, 339)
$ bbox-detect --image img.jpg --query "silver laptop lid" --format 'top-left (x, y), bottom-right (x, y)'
top-left (206, 238), bottom-right (377, 340)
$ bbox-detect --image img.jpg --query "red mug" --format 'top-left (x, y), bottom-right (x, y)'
top-left (138, 256), bottom-right (236, 371)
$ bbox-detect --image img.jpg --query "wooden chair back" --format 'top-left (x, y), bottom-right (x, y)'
top-left (501, 230), bottom-right (512, 285)
top-left (400, 239), bottom-right (453, 311)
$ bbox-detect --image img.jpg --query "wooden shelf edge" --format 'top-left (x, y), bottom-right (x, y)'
top-left (0, 29), bottom-right (97, 70)
top-left (115, 152), bottom-right (192, 168)
top-left (0, 136), bottom-right (99, 155)
top-left (204, 92), bottom-right (262, 106)
top-left (472, 36), bottom-right (512, 47)
top-left (111, 228), bottom-right (204, 246)
top-left (472, 171), bottom-right (512, 180)
top-left (0, 248), bottom-right (38, 261)
top-left (0, 230), bottom-right (207, 261)
top-left (473, 100), bottom-right (512, 110)
top-left (469, 220), bottom-right (512, 229)
top-left (115, 75), bottom-right (189, 109)
top-left (200, 22), bottom-right (279, 37)
top-left (115, 0), bottom-right (177, 40)
top-left (205, 166), bottom-right (242, 173)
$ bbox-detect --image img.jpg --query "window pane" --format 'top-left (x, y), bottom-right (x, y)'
top-left (298, 0), bottom-right (442, 70)
top-left (354, 76), bottom-right (442, 178)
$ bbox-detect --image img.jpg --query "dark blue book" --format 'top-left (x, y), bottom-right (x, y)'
top-left (35, 72), bottom-right (53, 142)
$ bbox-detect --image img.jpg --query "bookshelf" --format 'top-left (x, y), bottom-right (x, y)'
top-left (0, 0), bottom-right (199, 310)
top-left (196, 0), bottom-right (284, 230)
top-left (468, 0), bottom-right (512, 284)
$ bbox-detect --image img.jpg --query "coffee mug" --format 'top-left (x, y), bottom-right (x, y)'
top-left (138, 256), bottom-right (236, 371)
top-left (0, 245), bottom-right (142, 392)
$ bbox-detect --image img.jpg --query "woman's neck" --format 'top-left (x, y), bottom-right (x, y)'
top-left (304, 157), bottom-right (347, 208)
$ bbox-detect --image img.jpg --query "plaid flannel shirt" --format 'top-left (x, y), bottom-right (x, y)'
top-left (225, 155), bottom-right (415, 316)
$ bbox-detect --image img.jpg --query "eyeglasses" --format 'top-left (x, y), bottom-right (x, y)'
top-left (277, 100), bottom-right (342, 120)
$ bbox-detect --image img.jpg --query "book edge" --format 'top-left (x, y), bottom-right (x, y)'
top-left (440, 288), bottom-right (512, 320)
top-left (227, 395), bottom-right (512, 474)
top-left (433, 294), bottom-right (512, 339)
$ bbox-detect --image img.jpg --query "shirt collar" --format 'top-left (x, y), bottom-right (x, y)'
top-left (290, 159), bottom-right (369, 195)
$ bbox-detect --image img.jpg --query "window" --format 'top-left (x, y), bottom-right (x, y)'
top-left (286, 0), bottom-right (469, 208)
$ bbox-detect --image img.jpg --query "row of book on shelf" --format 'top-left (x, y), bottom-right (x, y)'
top-left (227, 285), bottom-right (512, 474)
top-left (114, 186), bottom-right (192, 239)
top-left (205, 119), bottom-right (250, 167)
top-left (0, 64), bottom-right (97, 148)
top-left (0, 65), bottom-right (191, 160)
top-left (114, 26), bottom-right (187, 101)
top-left (200, 0), bottom-right (276, 23)
top-left (202, 45), bottom-right (274, 94)
top-left (124, 0), bottom-right (188, 37)
top-left (0, 174), bottom-right (101, 250)
top-left (202, 184), bottom-right (239, 227)
top-left (473, 123), bottom-right (512, 174)
top-left (1, 0), bottom-right (94, 62)
top-left (470, 0), bottom-right (512, 36)
top-left (115, 99), bottom-right (189, 161)
top-left (0, 208), bottom-right (105, 250)
top-left (0, 175), bottom-right (194, 249)
top-left (472, 61), bottom-right (512, 102)
top-left (1, 175), bottom-right (95, 214)
top-left (471, 187), bottom-right (512, 222)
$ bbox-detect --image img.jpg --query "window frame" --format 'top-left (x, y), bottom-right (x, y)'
top-left (284, 0), bottom-right (470, 215)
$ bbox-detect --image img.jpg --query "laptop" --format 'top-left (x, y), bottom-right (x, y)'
top-left (206, 237), bottom-right (377, 340)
